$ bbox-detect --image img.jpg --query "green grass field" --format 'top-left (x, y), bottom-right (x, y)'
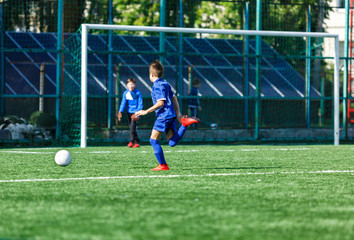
top-left (0, 144), bottom-right (353, 240)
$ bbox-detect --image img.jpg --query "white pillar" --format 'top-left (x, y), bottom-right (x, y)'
top-left (81, 24), bottom-right (88, 148)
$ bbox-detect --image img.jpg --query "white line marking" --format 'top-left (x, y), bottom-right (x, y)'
top-left (88, 151), bottom-right (117, 154)
top-left (164, 150), bottom-right (200, 153)
top-left (274, 148), bottom-right (310, 151)
top-left (0, 170), bottom-right (352, 183)
top-left (0, 151), bottom-right (53, 154)
top-left (0, 148), bottom-right (310, 155)
top-left (309, 170), bottom-right (354, 173)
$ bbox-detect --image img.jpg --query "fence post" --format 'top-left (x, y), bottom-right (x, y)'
top-left (319, 75), bottom-right (325, 126)
top-left (55, 0), bottom-right (64, 140)
top-left (107, 0), bottom-right (113, 129)
top-left (306, 5), bottom-right (311, 129)
top-left (243, 1), bottom-right (249, 129)
top-left (255, 0), bottom-right (262, 140)
top-left (0, 1), bottom-right (4, 119)
top-left (39, 63), bottom-right (46, 112)
top-left (343, 0), bottom-right (350, 138)
top-left (115, 63), bottom-right (121, 127)
top-left (188, 65), bottom-right (193, 93)
top-left (159, 0), bottom-right (166, 65)
top-left (188, 65), bottom-right (193, 116)
top-left (178, 0), bottom-right (183, 109)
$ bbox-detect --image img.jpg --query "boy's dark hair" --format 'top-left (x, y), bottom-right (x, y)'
top-left (192, 78), bottom-right (201, 86)
top-left (127, 78), bottom-right (136, 84)
top-left (149, 59), bottom-right (164, 78)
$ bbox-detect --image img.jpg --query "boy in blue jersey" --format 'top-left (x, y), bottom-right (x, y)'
top-left (135, 60), bottom-right (200, 171)
top-left (188, 78), bottom-right (202, 129)
top-left (118, 78), bottom-right (143, 148)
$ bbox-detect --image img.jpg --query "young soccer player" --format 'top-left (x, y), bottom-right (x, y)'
top-left (135, 60), bottom-right (200, 171)
top-left (118, 78), bottom-right (143, 148)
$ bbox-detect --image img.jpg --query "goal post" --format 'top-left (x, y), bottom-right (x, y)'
top-left (81, 24), bottom-right (88, 148)
top-left (79, 24), bottom-right (340, 148)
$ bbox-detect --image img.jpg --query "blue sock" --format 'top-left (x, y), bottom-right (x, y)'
top-left (150, 139), bottom-right (166, 165)
top-left (168, 125), bottom-right (186, 147)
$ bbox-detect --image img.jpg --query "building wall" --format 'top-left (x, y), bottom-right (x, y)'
top-left (323, 0), bottom-right (347, 66)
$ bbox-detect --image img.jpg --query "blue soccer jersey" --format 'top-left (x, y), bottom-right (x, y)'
top-left (188, 86), bottom-right (200, 108)
top-left (119, 89), bottom-right (143, 113)
top-left (151, 78), bottom-right (176, 120)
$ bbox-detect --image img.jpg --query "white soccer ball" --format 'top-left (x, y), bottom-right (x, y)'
top-left (55, 150), bottom-right (72, 166)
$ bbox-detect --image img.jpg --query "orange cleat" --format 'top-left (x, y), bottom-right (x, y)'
top-left (132, 143), bottom-right (140, 148)
top-left (127, 142), bottom-right (133, 147)
top-left (181, 115), bottom-right (200, 127)
top-left (151, 164), bottom-right (169, 171)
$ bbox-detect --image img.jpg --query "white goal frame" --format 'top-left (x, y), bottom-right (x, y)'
top-left (80, 24), bottom-right (340, 148)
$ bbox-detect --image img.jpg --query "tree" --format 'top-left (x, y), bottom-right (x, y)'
top-left (109, 0), bottom-right (199, 36)
top-left (113, 0), bottom-right (160, 29)
top-left (64, 0), bottom-right (86, 33)
top-left (194, 1), bottom-right (244, 37)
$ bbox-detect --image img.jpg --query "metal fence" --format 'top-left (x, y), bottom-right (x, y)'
top-left (0, 0), bottom-right (352, 145)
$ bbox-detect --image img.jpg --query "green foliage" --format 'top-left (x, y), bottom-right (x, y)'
top-left (29, 111), bottom-right (56, 128)
top-left (0, 145), bottom-right (353, 239)
top-left (195, 1), bottom-right (244, 33)
top-left (64, 0), bottom-right (86, 32)
top-left (3, 0), bottom-right (59, 32)
top-left (4, 1), bottom-right (333, 36)
top-left (114, 0), bottom-right (160, 27)
top-left (108, 0), bottom-right (199, 36)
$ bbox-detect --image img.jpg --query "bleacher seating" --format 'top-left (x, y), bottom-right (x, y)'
top-left (4, 32), bottom-right (320, 98)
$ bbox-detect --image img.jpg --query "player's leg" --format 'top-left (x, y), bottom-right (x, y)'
top-left (166, 119), bottom-right (185, 147)
top-left (150, 129), bottom-right (169, 171)
top-left (191, 107), bottom-right (197, 118)
top-left (167, 116), bottom-right (200, 147)
top-left (127, 113), bottom-right (134, 147)
top-left (181, 115), bottom-right (200, 127)
top-left (131, 119), bottom-right (140, 148)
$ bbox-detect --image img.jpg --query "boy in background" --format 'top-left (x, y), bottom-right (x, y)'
top-left (118, 78), bottom-right (143, 148)
top-left (135, 60), bottom-right (199, 171)
top-left (188, 78), bottom-right (202, 128)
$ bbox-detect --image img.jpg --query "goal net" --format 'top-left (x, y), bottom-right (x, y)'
top-left (61, 24), bottom-right (340, 148)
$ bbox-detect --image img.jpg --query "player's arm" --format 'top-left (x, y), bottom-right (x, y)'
top-left (137, 91), bottom-right (143, 111)
top-left (118, 92), bottom-right (127, 121)
top-left (135, 100), bottom-right (164, 117)
top-left (172, 95), bottom-right (182, 123)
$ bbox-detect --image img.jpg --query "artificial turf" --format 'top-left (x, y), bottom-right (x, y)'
top-left (0, 144), bottom-right (353, 240)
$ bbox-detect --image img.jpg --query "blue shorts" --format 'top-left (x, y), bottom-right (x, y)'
top-left (153, 117), bottom-right (177, 133)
